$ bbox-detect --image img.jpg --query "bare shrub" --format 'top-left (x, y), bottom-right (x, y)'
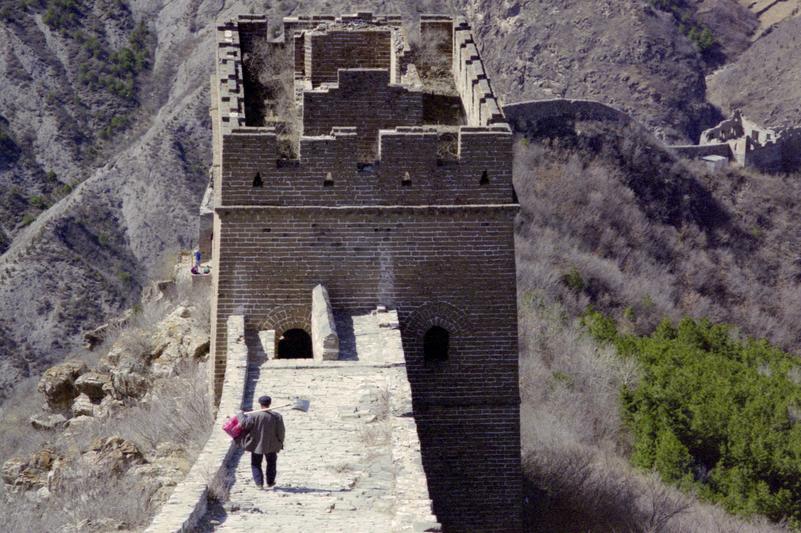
top-left (515, 121), bottom-right (798, 530)
top-left (0, 455), bottom-right (161, 532)
top-left (514, 123), bottom-right (801, 354)
top-left (106, 360), bottom-right (213, 453)
top-left (243, 39), bottom-right (298, 158)
top-left (102, 298), bottom-right (171, 361)
top-left (519, 299), bottom-right (638, 453)
top-left (0, 376), bottom-right (51, 465)
top-left (54, 467), bottom-right (159, 531)
top-left (176, 272), bottom-right (212, 331)
top-left (523, 421), bottom-right (785, 533)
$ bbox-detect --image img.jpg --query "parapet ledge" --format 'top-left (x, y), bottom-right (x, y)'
top-left (215, 21), bottom-right (246, 132)
top-left (144, 315), bottom-right (248, 533)
top-left (451, 17), bottom-right (506, 127)
top-left (221, 121), bottom-right (511, 166)
top-left (283, 12), bottom-right (403, 30)
top-left (303, 68), bottom-right (397, 94)
top-left (420, 14), bottom-right (453, 22)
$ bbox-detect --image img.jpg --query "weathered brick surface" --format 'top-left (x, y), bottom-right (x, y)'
top-left (210, 206), bottom-right (521, 530)
top-left (414, 404), bottom-right (522, 533)
top-left (219, 127), bottom-right (514, 206)
top-left (303, 69), bottom-right (424, 161)
top-left (208, 13), bottom-right (522, 531)
top-left (306, 29), bottom-right (392, 86)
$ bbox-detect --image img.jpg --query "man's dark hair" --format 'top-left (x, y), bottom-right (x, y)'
top-left (258, 395), bottom-right (272, 407)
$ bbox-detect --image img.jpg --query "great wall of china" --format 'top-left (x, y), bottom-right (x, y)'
top-left (145, 10), bottom-right (801, 533)
top-left (149, 12), bottom-right (520, 533)
top-left (504, 98), bottom-right (801, 173)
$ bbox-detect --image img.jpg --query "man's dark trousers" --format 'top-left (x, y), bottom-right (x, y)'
top-left (251, 452), bottom-right (277, 486)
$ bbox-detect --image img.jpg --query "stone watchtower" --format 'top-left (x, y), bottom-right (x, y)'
top-left (204, 12), bottom-right (521, 532)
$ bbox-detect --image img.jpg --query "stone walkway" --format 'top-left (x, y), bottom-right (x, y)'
top-left (199, 310), bottom-right (438, 532)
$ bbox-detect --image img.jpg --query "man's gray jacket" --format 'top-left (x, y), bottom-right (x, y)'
top-left (242, 410), bottom-right (285, 454)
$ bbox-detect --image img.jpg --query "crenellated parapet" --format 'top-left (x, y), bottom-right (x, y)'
top-left (214, 16), bottom-right (267, 133)
top-left (210, 13), bottom-right (513, 208)
top-left (215, 122), bottom-right (512, 206)
top-left (452, 19), bottom-right (504, 127)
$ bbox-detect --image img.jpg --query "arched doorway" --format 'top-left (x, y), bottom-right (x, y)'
top-left (277, 328), bottom-right (312, 359)
top-left (423, 326), bottom-right (450, 363)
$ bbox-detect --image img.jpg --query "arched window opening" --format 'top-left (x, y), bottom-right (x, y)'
top-left (402, 171), bottom-right (412, 187)
top-left (277, 329), bottom-right (312, 359)
top-left (480, 170), bottom-right (489, 185)
top-left (423, 326), bottom-right (450, 363)
top-left (323, 172), bottom-right (334, 187)
top-left (252, 172), bottom-right (263, 187)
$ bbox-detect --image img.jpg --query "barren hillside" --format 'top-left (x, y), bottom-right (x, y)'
top-left (0, 0), bottom-right (220, 397)
top-left (736, 0), bottom-right (801, 37)
top-left (707, 15), bottom-right (801, 127)
top-left (456, 0), bottom-right (717, 142)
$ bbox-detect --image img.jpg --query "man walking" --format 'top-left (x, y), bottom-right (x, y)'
top-left (242, 395), bottom-right (286, 489)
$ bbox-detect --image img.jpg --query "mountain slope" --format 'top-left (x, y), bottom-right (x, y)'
top-left (456, 0), bottom-right (717, 142)
top-left (0, 0), bottom-right (217, 397)
top-left (513, 108), bottom-right (801, 355)
top-left (707, 16), bottom-right (801, 128)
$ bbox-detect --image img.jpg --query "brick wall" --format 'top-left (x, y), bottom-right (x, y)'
top-left (669, 143), bottom-right (734, 160)
top-left (302, 69), bottom-right (424, 161)
top-left (210, 13), bottom-right (522, 531)
top-left (306, 29), bottom-right (393, 86)
top-left (413, 404), bottom-right (522, 532)
top-left (219, 126), bottom-right (514, 205)
top-left (453, 21), bottom-right (504, 127)
top-left (211, 206), bottom-right (521, 530)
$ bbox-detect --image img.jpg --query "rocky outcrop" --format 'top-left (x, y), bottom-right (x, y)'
top-left (74, 371), bottom-right (111, 400)
top-left (2, 279), bottom-right (211, 532)
top-left (29, 412), bottom-right (68, 430)
top-left (36, 360), bottom-right (87, 411)
top-left (1, 448), bottom-right (60, 492)
top-left (84, 436), bottom-right (146, 474)
top-left (107, 369), bottom-right (150, 400)
top-left (24, 295), bottom-right (209, 437)
top-left (150, 306), bottom-right (210, 377)
top-left (82, 309), bottom-right (133, 351)
top-left (142, 280), bottom-right (178, 305)
top-left (71, 393), bottom-right (95, 417)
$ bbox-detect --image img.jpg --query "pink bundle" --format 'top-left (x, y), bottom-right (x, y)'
top-left (222, 415), bottom-right (244, 439)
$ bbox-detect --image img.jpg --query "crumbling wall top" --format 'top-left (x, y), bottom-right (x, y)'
top-left (212, 12), bottom-right (510, 166)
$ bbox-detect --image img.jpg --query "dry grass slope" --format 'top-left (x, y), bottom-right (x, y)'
top-left (514, 117), bottom-right (800, 531)
top-left (0, 279), bottom-right (213, 533)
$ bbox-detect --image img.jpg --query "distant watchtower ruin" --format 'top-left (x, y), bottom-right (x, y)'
top-left (204, 12), bottom-right (521, 531)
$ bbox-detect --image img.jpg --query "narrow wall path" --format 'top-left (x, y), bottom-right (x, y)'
top-left (199, 310), bottom-right (438, 533)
